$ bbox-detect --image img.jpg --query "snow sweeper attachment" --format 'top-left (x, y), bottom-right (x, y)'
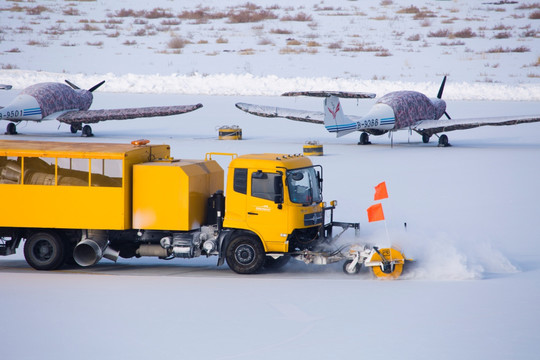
top-left (292, 242), bottom-right (409, 279)
top-left (284, 202), bottom-right (410, 279)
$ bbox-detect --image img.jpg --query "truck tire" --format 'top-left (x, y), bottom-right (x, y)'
top-left (226, 235), bottom-right (265, 274)
top-left (24, 232), bottom-right (65, 270)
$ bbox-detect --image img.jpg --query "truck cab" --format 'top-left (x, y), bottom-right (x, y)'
top-left (220, 154), bottom-right (326, 273)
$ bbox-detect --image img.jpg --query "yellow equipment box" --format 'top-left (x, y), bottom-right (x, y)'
top-left (303, 142), bottom-right (324, 156)
top-left (133, 159), bottom-right (223, 231)
top-left (218, 125), bottom-right (242, 140)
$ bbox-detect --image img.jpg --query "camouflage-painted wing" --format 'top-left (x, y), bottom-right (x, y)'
top-left (57, 104), bottom-right (203, 124)
top-left (413, 115), bottom-right (540, 136)
top-left (282, 91), bottom-right (376, 99)
top-left (235, 103), bottom-right (324, 124)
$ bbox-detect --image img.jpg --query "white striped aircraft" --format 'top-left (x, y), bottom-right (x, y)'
top-left (236, 77), bottom-right (540, 147)
top-left (0, 80), bottom-right (202, 136)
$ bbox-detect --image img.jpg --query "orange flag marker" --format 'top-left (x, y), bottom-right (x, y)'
top-left (367, 203), bottom-right (385, 222)
top-left (374, 181), bottom-right (388, 201)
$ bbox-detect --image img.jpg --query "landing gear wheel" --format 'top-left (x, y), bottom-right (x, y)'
top-left (70, 124), bottom-right (81, 134)
top-left (23, 232), bottom-right (65, 270)
top-left (358, 132), bottom-right (371, 145)
top-left (438, 134), bottom-right (450, 147)
top-left (226, 235), bottom-right (265, 274)
top-left (371, 248), bottom-right (404, 279)
top-left (82, 125), bottom-right (93, 137)
top-left (422, 133), bottom-right (431, 144)
top-left (264, 255), bottom-right (291, 270)
top-left (343, 260), bottom-right (361, 275)
top-left (5, 122), bottom-right (17, 135)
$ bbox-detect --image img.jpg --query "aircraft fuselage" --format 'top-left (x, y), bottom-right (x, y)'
top-left (359, 90), bottom-right (447, 132)
top-left (0, 82), bottom-right (93, 122)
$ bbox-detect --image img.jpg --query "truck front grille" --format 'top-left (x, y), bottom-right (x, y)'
top-left (304, 211), bottom-right (323, 226)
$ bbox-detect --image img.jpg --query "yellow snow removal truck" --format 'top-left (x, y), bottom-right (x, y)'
top-left (0, 140), bottom-right (406, 278)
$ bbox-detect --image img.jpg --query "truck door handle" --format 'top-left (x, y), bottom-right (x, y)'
top-left (248, 212), bottom-right (258, 215)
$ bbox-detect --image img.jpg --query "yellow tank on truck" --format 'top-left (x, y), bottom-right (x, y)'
top-left (132, 159), bottom-right (223, 231)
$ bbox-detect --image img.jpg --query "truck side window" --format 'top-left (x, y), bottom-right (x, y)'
top-left (0, 156), bottom-right (22, 184)
top-left (57, 158), bottom-right (89, 186)
top-left (251, 171), bottom-right (280, 201)
top-left (91, 159), bottom-right (122, 187)
top-left (233, 168), bottom-right (248, 194)
top-left (24, 157), bottom-right (56, 185)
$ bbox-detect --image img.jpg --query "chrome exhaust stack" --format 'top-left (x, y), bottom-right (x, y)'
top-left (73, 230), bottom-right (119, 267)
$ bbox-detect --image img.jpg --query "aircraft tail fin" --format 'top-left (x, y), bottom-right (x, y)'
top-left (323, 96), bottom-right (356, 137)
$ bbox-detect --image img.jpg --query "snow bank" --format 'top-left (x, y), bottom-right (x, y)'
top-left (2, 70), bottom-right (539, 101)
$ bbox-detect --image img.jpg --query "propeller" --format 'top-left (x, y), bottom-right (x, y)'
top-left (65, 80), bottom-right (80, 89)
top-left (436, 76), bottom-right (451, 119)
top-left (65, 80), bottom-right (105, 92)
top-left (437, 76), bottom-right (446, 99)
top-left (88, 80), bottom-right (105, 92)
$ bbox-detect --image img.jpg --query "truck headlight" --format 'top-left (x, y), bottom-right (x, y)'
top-left (330, 200), bottom-right (337, 207)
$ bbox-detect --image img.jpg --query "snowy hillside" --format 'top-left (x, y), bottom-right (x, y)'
top-left (1, 0), bottom-right (540, 98)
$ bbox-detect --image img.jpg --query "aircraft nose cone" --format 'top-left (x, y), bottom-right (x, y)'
top-left (432, 98), bottom-right (447, 119)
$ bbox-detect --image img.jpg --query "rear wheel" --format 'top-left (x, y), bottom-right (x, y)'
top-left (371, 248), bottom-right (404, 279)
top-left (226, 235), bottom-right (265, 274)
top-left (24, 232), bottom-right (65, 270)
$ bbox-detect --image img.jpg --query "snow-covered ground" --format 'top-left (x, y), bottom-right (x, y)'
top-left (1, 0), bottom-right (540, 359)
top-left (1, 93), bottom-right (539, 360)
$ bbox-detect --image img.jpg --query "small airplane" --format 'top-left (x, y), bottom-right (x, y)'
top-left (235, 77), bottom-right (540, 146)
top-left (0, 80), bottom-right (203, 136)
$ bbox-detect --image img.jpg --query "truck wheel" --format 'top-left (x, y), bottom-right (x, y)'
top-left (264, 255), bottom-right (291, 270)
top-left (226, 235), bottom-right (265, 274)
top-left (24, 232), bottom-right (65, 270)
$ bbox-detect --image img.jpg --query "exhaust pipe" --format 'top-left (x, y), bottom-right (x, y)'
top-left (73, 230), bottom-right (119, 267)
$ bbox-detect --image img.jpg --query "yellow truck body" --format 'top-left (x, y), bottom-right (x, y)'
top-left (0, 140), bottom-right (358, 275)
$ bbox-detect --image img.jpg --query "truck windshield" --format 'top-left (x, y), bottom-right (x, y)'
top-left (287, 167), bottom-right (322, 205)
